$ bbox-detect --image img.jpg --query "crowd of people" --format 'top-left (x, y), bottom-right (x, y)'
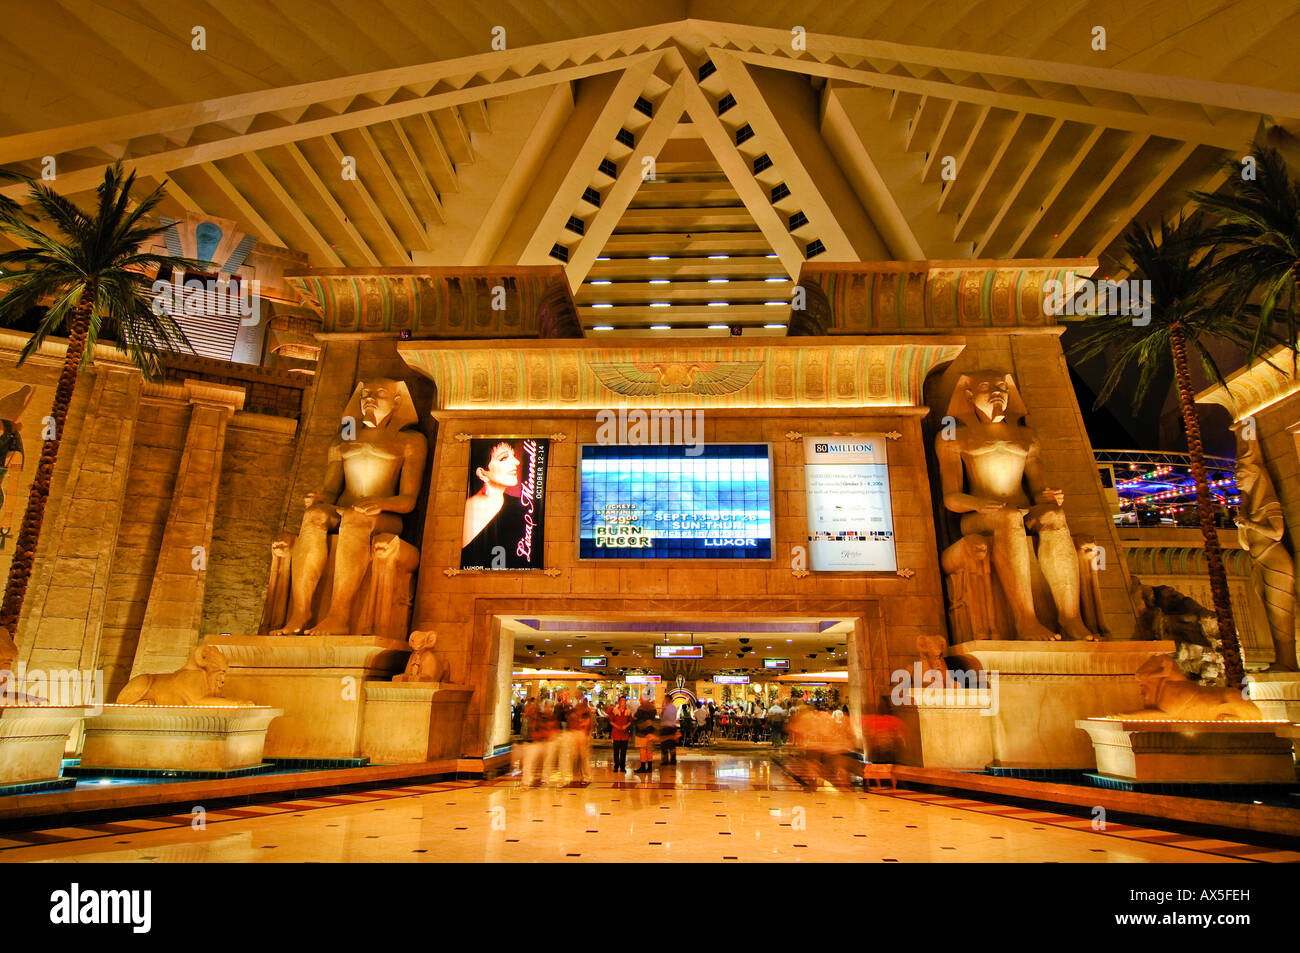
top-left (511, 689), bottom-right (900, 786)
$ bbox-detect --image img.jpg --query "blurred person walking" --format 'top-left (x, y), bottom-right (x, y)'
top-left (521, 694), bottom-right (559, 786)
top-left (609, 696), bottom-right (632, 773)
top-left (633, 694), bottom-right (657, 773)
top-left (660, 693), bottom-right (680, 767)
top-left (565, 694), bottom-right (593, 782)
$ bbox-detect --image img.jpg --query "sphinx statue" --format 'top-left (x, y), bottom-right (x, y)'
top-left (393, 630), bottom-right (449, 683)
top-left (1113, 654), bottom-right (1264, 720)
top-left (935, 371), bottom-right (1102, 641)
top-left (261, 378), bottom-right (427, 637)
top-left (116, 645), bottom-right (255, 707)
top-left (1234, 427), bottom-right (1298, 671)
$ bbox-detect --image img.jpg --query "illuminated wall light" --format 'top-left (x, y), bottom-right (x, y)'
top-left (708, 301), bottom-right (729, 307)
top-left (650, 302), bottom-right (670, 308)
top-left (765, 277), bottom-right (788, 282)
top-left (592, 303), bottom-right (613, 308)
top-left (650, 324), bottom-right (671, 330)
top-left (766, 254), bottom-right (779, 258)
top-left (708, 278), bottom-right (729, 283)
top-left (763, 324), bottom-right (787, 329)
top-left (764, 301), bottom-right (786, 306)
top-left (707, 324), bottom-right (729, 329)
top-left (649, 255), bottom-right (669, 260)
top-left (708, 254), bottom-right (729, 259)
top-left (592, 325), bottom-right (615, 331)
top-left (590, 279), bottom-right (611, 285)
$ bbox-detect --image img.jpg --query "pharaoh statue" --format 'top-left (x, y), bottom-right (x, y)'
top-left (935, 371), bottom-right (1103, 642)
top-left (261, 378), bottom-right (427, 638)
top-left (1234, 426), bottom-right (1298, 671)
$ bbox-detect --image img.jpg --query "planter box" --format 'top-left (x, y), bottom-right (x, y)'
top-left (0, 706), bottom-right (88, 785)
top-left (80, 705), bottom-right (282, 772)
top-left (1075, 717), bottom-right (1295, 783)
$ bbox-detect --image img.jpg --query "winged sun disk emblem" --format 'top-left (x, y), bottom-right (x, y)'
top-left (589, 361), bottom-right (763, 396)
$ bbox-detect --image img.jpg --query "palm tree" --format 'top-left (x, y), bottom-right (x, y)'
top-left (0, 163), bottom-right (200, 664)
top-left (1069, 215), bottom-right (1287, 688)
top-left (1192, 145), bottom-right (1300, 359)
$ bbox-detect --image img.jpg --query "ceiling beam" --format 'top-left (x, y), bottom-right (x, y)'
top-left (1086, 142), bottom-right (1198, 259)
top-left (973, 117), bottom-right (1064, 257)
top-left (322, 134), bottom-right (410, 262)
top-left (386, 119), bottom-right (445, 223)
top-left (564, 72), bottom-right (690, 286)
top-left (413, 112), bottom-right (460, 194)
top-left (1046, 134), bottom-right (1149, 258)
top-left (1007, 126), bottom-right (1104, 258)
top-left (955, 113), bottom-right (1027, 243)
top-left (243, 151), bottom-right (344, 267)
top-left (0, 54), bottom-right (662, 201)
top-left (198, 160), bottom-right (287, 249)
top-left (353, 125), bottom-right (434, 250)
top-left (721, 49), bottom-right (1258, 150)
top-left (283, 142), bottom-right (381, 266)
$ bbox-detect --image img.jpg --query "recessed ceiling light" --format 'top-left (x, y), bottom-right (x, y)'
top-left (592, 303), bottom-right (613, 308)
top-left (650, 302), bottom-right (670, 307)
top-left (708, 278), bottom-right (729, 283)
top-left (708, 254), bottom-right (729, 259)
top-left (650, 324), bottom-right (671, 330)
top-left (765, 277), bottom-right (788, 282)
top-left (650, 279), bottom-right (670, 284)
top-left (708, 301), bottom-right (728, 307)
top-left (592, 325), bottom-right (614, 331)
top-left (764, 324), bottom-right (786, 329)
top-left (764, 301), bottom-right (786, 306)
top-left (649, 255), bottom-right (669, 260)
top-left (707, 324), bottom-right (728, 329)
top-left (766, 254), bottom-right (778, 258)
top-left (596, 256), bottom-right (611, 260)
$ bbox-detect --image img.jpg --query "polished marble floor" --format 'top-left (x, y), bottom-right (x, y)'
top-left (1, 752), bottom-right (1293, 863)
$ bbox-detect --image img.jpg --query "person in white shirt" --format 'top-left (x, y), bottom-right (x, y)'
top-left (767, 701), bottom-right (787, 746)
top-left (659, 696), bottom-right (680, 766)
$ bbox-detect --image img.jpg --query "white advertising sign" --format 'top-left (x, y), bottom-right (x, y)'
top-left (803, 436), bottom-right (897, 572)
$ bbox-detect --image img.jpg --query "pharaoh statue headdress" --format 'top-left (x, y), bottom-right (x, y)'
top-left (944, 371), bottom-right (1029, 422)
top-left (342, 378), bottom-right (419, 431)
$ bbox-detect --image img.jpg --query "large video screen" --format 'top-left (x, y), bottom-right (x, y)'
top-left (579, 444), bottom-right (772, 559)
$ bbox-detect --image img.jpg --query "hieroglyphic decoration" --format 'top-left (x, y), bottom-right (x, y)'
top-left (1196, 344), bottom-right (1300, 422)
top-left (0, 384), bottom-right (33, 551)
top-left (800, 260), bottom-right (1099, 331)
top-left (287, 267), bottom-right (578, 338)
top-left (401, 340), bottom-right (964, 411)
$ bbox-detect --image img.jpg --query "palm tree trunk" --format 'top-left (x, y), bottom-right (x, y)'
top-left (0, 301), bottom-right (91, 656)
top-left (1170, 323), bottom-right (1246, 687)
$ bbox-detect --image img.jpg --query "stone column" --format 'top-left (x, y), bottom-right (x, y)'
top-left (130, 380), bottom-right (244, 678)
top-left (18, 364), bottom-right (142, 682)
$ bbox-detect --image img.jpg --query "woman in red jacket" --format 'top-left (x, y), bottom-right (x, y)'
top-left (608, 696), bottom-right (633, 774)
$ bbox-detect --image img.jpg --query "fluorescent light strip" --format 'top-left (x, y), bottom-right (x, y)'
top-left (708, 302), bottom-right (728, 307)
top-left (592, 303), bottom-right (613, 308)
top-left (764, 301), bottom-right (786, 305)
top-left (764, 323), bottom-right (786, 329)
top-left (650, 324), bottom-right (671, 330)
top-left (765, 277), bottom-right (788, 282)
top-left (649, 255), bottom-right (669, 260)
top-left (708, 278), bottom-right (728, 283)
top-left (590, 279), bottom-right (611, 285)
top-left (707, 324), bottom-right (729, 329)
top-left (650, 279), bottom-right (669, 284)
top-left (592, 325), bottom-right (614, 331)
top-left (708, 254), bottom-right (729, 259)
top-left (649, 302), bottom-right (670, 307)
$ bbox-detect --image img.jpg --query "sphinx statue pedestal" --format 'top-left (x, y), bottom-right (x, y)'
top-left (0, 706), bottom-right (89, 791)
top-left (361, 681), bottom-right (473, 764)
top-left (914, 641), bottom-right (1173, 771)
top-left (205, 635), bottom-right (409, 760)
top-left (1244, 673), bottom-right (1300, 724)
top-left (76, 704), bottom-right (283, 776)
top-left (1076, 718), bottom-right (1295, 786)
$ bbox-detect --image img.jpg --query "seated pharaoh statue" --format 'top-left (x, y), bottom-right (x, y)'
top-left (261, 378), bottom-right (428, 638)
top-left (935, 371), bottom-right (1104, 642)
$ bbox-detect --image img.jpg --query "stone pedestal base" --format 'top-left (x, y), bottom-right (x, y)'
top-left (1076, 718), bottom-right (1295, 783)
top-left (1245, 673), bottom-right (1300, 723)
top-left (80, 705), bottom-right (282, 772)
top-left (916, 640), bottom-right (1174, 770)
top-left (0, 707), bottom-right (88, 785)
top-left (362, 682), bottom-right (473, 764)
top-left (205, 635), bottom-right (409, 759)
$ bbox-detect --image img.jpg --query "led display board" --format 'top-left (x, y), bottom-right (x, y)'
top-left (803, 436), bottom-right (897, 571)
top-left (579, 444), bottom-right (772, 559)
top-left (581, 657), bottom-right (607, 668)
top-left (763, 658), bottom-right (790, 669)
top-left (460, 438), bottom-right (549, 570)
top-left (625, 674), bottom-right (661, 684)
top-left (712, 675), bottom-right (751, 684)
top-left (654, 644), bottom-right (704, 659)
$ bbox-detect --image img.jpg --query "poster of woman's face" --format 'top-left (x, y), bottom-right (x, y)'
top-left (460, 438), bottom-right (549, 570)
